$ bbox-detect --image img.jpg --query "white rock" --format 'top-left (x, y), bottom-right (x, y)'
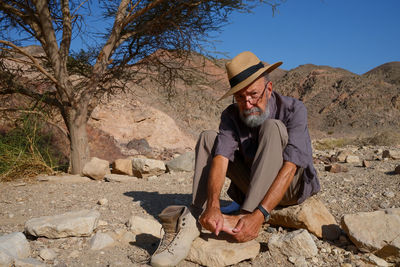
top-left (25, 210), bottom-right (100, 238)
top-left (131, 158), bottom-right (166, 178)
top-left (0, 232), bottom-right (30, 259)
top-left (126, 216), bottom-right (163, 238)
top-left (90, 232), bottom-right (115, 250)
top-left (345, 155), bottom-right (360, 163)
top-left (187, 235), bottom-right (260, 266)
top-left (104, 173), bottom-right (138, 183)
top-left (82, 157), bottom-right (110, 180)
top-left (268, 229), bottom-right (318, 259)
top-left (366, 253), bottom-right (391, 266)
top-left (39, 248), bottom-right (57, 261)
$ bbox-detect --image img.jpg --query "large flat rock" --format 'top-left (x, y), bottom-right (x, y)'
top-left (25, 210), bottom-right (100, 238)
top-left (269, 197), bottom-right (340, 240)
top-left (341, 208), bottom-right (400, 257)
top-left (187, 233), bottom-right (259, 267)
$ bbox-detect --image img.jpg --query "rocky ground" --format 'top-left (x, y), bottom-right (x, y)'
top-left (0, 145), bottom-right (400, 266)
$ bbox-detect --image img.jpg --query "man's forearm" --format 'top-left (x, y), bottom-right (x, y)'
top-left (206, 155), bottom-right (229, 209)
top-left (259, 161), bottom-right (297, 213)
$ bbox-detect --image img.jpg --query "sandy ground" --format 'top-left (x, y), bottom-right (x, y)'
top-left (0, 145), bottom-right (399, 266)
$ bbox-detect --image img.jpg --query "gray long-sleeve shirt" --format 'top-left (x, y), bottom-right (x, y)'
top-left (214, 91), bottom-right (320, 203)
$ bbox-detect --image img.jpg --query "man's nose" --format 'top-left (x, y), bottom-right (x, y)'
top-left (244, 99), bottom-right (254, 109)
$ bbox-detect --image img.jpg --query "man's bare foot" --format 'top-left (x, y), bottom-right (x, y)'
top-left (221, 214), bottom-right (244, 234)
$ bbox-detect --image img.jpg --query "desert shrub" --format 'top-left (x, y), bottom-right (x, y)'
top-left (313, 138), bottom-right (353, 151)
top-left (359, 131), bottom-right (400, 146)
top-left (0, 114), bottom-right (64, 181)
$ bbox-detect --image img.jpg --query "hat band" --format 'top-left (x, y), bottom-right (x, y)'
top-left (229, 62), bottom-right (264, 88)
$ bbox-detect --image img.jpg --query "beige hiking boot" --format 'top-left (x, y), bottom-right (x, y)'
top-left (150, 205), bottom-right (200, 267)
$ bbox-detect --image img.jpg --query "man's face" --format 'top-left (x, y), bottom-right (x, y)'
top-left (234, 77), bottom-right (272, 127)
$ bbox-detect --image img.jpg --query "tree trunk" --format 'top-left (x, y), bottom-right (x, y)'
top-left (66, 107), bottom-right (90, 175)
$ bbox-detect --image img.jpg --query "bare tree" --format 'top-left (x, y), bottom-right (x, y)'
top-left (0, 0), bottom-right (282, 174)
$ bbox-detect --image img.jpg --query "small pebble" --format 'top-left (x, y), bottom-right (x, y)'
top-left (97, 198), bottom-right (108, 205)
top-left (382, 191), bottom-right (395, 198)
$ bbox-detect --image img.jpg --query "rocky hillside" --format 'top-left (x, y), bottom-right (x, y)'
top-left (275, 63), bottom-right (400, 138)
top-left (1, 47), bottom-right (399, 163)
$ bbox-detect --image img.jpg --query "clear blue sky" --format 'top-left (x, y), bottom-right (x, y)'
top-left (210, 0), bottom-right (400, 74)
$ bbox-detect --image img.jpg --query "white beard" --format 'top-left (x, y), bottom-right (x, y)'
top-left (239, 104), bottom-right (270, 128)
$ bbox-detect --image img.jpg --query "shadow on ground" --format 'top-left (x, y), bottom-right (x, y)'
top-left (124, 191), bottom-right (231, 218)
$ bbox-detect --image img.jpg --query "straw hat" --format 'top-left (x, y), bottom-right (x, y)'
top-left (219, 51), bottom-right (282, 100)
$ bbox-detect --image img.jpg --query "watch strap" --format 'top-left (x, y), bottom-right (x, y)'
top-left (257, 204), bottom-right (270, 222)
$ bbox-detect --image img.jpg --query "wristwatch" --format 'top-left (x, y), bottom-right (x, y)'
top-left (257, 204), bottom-right (270, 222)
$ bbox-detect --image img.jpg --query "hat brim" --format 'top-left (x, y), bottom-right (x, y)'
top-left (218, 61), bottom-right (283, 101)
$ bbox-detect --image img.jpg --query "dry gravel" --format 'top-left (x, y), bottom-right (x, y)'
top-left (0, 145), bottom-right (399, 266)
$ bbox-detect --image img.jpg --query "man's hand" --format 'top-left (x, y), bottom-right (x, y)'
top-left (222, 211), bottom-right (264, 242)
top-left (199, 207), bottom-right (224, 236)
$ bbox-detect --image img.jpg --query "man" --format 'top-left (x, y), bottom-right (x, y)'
top-left (150, 51), bottom-right (320, 267)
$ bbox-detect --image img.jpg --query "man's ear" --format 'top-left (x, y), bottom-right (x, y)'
top-left (266, 81), bottom-right (273, 99)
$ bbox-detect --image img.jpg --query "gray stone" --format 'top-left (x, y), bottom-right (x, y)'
top-left (90, 232), bottom-right (115, 250)
top-left (13, 258), bottom-right (45, 267)
top-left (166, 151), bottom-right (195, 172)
top-left (104, 173), bottom-right (138, 182)
top-left (126, 216), bottom-right (163, 238)
top-left (0, 232), bottom-right (30, 259)
top-left (25, 210), bottom-right (100, 238)
top-left (39, 248), bottom-right (57, 261)
top-left (268, 229), bottom-right (318, 259)
top-left (269, 197), bottom-right (341, 240)
top-left (187, 234), bottom-right (260, 267)
top-left (82, 157), bottom-right (110, 180)
top-left (341, 208), bottom-right (400, 256)
top-left (131, 158), bottom-right (166, 178)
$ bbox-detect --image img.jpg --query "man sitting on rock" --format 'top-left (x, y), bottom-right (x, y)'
top-left (150, 51), bottom-right (320, 267)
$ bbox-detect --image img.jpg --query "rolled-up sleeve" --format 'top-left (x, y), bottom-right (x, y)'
top-left (214, 110), bottom-right (239, 161)
top-left (283, 101), bottom-right (312, 168)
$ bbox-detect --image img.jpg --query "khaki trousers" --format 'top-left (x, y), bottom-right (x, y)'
top-left (191, 119), bottom-right (303, 217)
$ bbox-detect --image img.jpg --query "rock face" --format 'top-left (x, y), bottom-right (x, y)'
top-left (25, 210), bottom-right (100, 238)
top-left (131, 158), bottom-right (166, 178)
top-left (112, 158), bottom-right (133, 176)
top-left (82, 157), bottom-right (110, 180)
top-left (269, 197), bottom-right (341, 240)
top-left (268, 229), bottom-right (318, 259)
top-left (0, 232), bottom-right (30, 259)
top-left (187, 234), bottom-right (260, 267)
top-left (165, 151), bottom-right (195, 172)
top-left (126, 216), bottom-right (163, 238)
top-left (341, 208), bottom-right (400, 257)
